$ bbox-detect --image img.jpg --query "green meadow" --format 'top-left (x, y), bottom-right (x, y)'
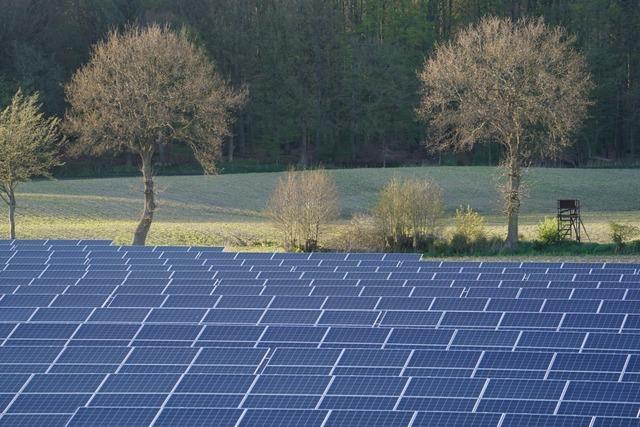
top-left (0, 167), bottom-right (637, 253)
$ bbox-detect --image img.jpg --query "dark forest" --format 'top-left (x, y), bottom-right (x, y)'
top-left (1, 0), bottom-right (638, 172)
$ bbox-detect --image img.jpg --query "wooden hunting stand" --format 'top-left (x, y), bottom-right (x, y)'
top-left (557, 199), bottom-right (589, 242)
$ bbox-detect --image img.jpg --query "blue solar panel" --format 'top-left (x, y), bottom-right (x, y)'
top-left (414, 412), bottom-right (502, 426)
top-left (388, 328), bottom-right (452, 346)
top-left (69, 407), bottom-right (159, 426)
top-left (9, 393), bottom-right (92, 413)
top-left (452, 330), bottom-right (519, 347)
top-left (261, 309), bottom-right (322, 324)
top-left (517, 331), bottom-right (586, 349)
top-left (3, 241), bottom-right (640, 426)
top-left (326, 410), bottom-right (413, 426)
top-left (408, 350), bottom-right (482, 368)
top-left (204, 309), bottom-right (264, 324)
top-left (476, 399), bottom-right (557, 415)
top-left (441, 311), bottom-right (502, 327)
top-left (381, 311), bottom-right (442, 326)
top-left (75, 323), bottom-right (140, 339)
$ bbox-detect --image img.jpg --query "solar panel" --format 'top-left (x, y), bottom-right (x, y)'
top-left (2, 241), bottom-right (640, 425)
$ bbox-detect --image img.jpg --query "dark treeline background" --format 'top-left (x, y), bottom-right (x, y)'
top-left (1, 0), bottom-right (639, 175)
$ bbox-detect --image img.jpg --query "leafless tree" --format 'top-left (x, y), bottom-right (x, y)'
top-left (65, 24), bottom-right (246, 245)
top-left (0, 90), bottom-right (63, 239)
top-left (417, 17), bottom-right (592, 248)
top-left (375, 176), bottom-right (444, 251)
top-left (266, 169), bottom-right (340, 251)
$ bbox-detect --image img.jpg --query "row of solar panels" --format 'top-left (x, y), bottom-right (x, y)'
top-left (0, 239), bottom-right (113, 245)
top-left (3, 279), bottom-right (640, 293)
top-left (3, 285), bottom-right (640, 300)
top-left (0, 279), bottom-right (640, 300)
top-left (3, 372), bottom-right (640, 407)
top-left (1, 263), bottom-right (640, 283)
top-left (4, 292), bottom-right (640, 312)
top-left (2, 322), bottom-right (640, 350)
top-left (0, 241), bottom-right (638, 266)
top-left (1, 255), bottom-right (639, 271)
top-left (2, 345), bottom-right (638, 376)
top-left (3, 273), bottom-right (639, 289)
top-left (0, 408), bottom-right (633, 427)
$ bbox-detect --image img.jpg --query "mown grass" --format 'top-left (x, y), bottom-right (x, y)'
top-left (0, 166), bottom-right (637, 253)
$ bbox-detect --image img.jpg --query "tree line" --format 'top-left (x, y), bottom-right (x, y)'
top-left (1, 0), bottom-right (638, 170)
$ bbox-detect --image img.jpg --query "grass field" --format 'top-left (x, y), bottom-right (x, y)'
top-left (0, 166), bottom-right (638, 252)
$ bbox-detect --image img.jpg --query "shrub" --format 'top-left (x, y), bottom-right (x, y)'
top-left (266, 169), bottom-right (340, 251)
top-left (374, 176), bottom-right (444, 251)
top-left (454, 205), bottom-right (486, 241)
top-left (609, 222), bottom-right (640, 253)
top-left (429, 233), bottom-right (503, 256)
top-left (440, 205), bottom-right (491, 255)
top-left (449, 233), bottom-right (470, 254)
top-left (535, 217), bottom-right (562, 246)
top-left (331, 214), bottom-right (383, 252)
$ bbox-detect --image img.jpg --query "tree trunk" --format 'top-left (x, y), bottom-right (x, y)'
top-left (300, 127), bottom-right (308, 168)
top-left (238, 114), bottom-right (246, 156)
top-left (8, 190), bottom-right (16, 240)
top-left (504, 154), bottom-right (521, 249)
top-left (132, 152), bottom-right (155, 246)
top-left (382, 140), bottom-right (387, 168)
top-left (227, 133), bottom-right (234, 162)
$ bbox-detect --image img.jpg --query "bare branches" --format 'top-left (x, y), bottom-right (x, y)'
top-left (0, 89), bottom-right (63, 193)
top-left (64, 24), bottom-right (247, 172)
top-left (374, 176), bottom-right (444, 251)
top-left (266, 169), bottom-right (340, 251)
top-left (417, 16), bottom-right (593, 159)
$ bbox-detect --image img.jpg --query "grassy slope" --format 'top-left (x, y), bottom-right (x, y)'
top-left (0, 166), bottom-right (637, 249)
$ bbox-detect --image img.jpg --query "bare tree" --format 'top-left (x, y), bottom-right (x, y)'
top-left (266, 169), bottom-right (340, 251)
top-left (417, 17), bottom-right (592, 248)
top-left (374, 176), bottom-right (444, 251)
top-left (65, 24), bottom-right (246, 245)
top-left (0, 90), bottom-right (63, 239)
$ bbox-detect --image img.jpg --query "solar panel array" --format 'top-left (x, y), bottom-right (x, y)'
top-left (0, 239), bottom-right (640, 426)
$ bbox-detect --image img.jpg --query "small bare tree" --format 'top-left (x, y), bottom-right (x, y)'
top-left (417, 17), bottom-right (592, 248)
top-left (375, 176), bottom-right (444, 251)
top-left (266, 169), bottom-right (340, 251)
top-left (65, 24), bottom-right (246, 245)
top-left (0, 90), bottom-right (63, 239)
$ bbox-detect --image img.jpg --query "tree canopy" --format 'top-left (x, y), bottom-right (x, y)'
top-left (65, 24), bottom-right (245, 173)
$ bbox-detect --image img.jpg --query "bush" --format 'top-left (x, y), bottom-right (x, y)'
top-left (429, 233), bottom-right (503, 256)
top-left (449, 233), bottom-right (470, 254)
top-left (454, 205), bottom-right (486, 241)
top-left (374, 176), bottom-right (444, 251)
top-left (266, 169), bottom-right (340, 251)
top-left (331, 214), bottom-right (384, 252)
top-left (438, 205), bottom-right (492, 255)
top-left (535, 217), bottom-right (562, 246)
top-left (609, 222), bottom-right (640, 253)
